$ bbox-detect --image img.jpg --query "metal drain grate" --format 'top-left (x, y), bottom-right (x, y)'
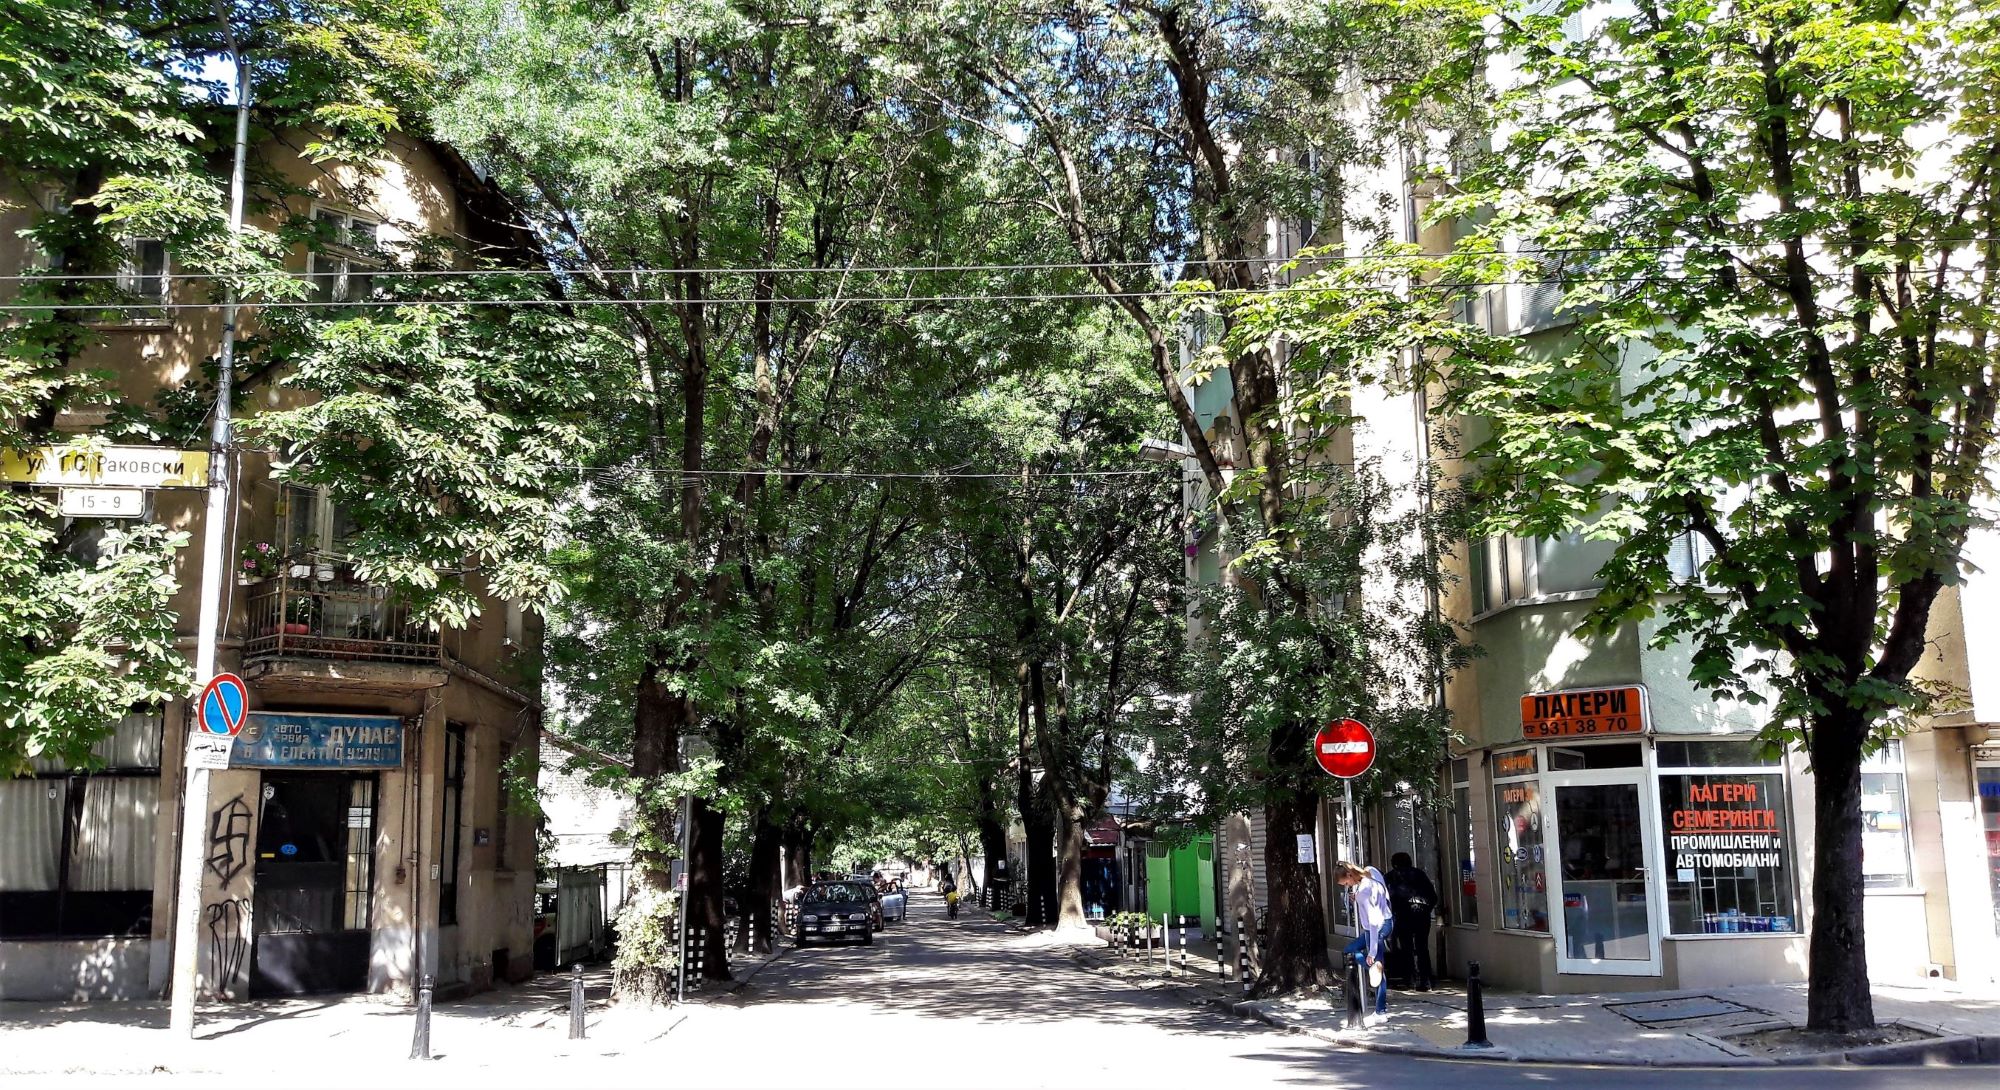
top-left (1606, 996), bottom-right (1757, 1024)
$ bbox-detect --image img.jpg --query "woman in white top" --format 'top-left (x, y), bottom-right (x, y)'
top-left (1336, 860), bottom-right (1395, 1022)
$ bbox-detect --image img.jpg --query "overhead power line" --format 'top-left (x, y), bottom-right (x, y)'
top-left (5, 236), bottom-right (1996, 282)
top-left (0, 268), bottom-right (1966, 313)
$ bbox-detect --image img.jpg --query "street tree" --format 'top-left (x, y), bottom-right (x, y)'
top-left (0, 0), bottom-right (439, 771)
top-left (893, 0), bottom-right (1459, 992)
top-left (1232, 0), bottom-right (2000, 1033)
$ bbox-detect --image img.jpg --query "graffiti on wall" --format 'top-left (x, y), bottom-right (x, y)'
top-left (206, 795), bottom-right (252, 886)
top-left (203, 793), bottom-right (255, 998)
top-left (204, 898), bottom-right (249, 999)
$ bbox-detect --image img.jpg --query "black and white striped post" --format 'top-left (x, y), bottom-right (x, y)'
top-left (1235, 914), bottom-right (1252, 994)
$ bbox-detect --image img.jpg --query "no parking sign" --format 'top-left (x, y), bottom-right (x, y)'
top-left (185, 673), bottom-right (247, 769)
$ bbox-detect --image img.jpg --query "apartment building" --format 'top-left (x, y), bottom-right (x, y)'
top-left (1164, 125), bottom-right (2000, 995)
top-left (0, 133), bottom-right (544, 1001)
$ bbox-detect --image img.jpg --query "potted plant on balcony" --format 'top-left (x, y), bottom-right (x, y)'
top-left (238, 541), bottom-right (279, 585)
top-left (281, 594), bottom-right (318, 636)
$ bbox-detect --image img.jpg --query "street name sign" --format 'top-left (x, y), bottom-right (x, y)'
top-left (3, 445), bottom-right (209, 488)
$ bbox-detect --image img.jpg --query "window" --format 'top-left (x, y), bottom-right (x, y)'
top-left (439, 724), bottom-right (466, 926)
top-left (495, 743), bottom-right (511, 870)
top-left (1861, 741), bottom-right (1915, 890)
top-left (116, 239), bottom-right (169, 308)
top-left (343, 777), bottom-right (376, 930)
top-left (1448, 759), bottom-right (1479, 926)
top-left (308, 208), bottom-right (382, 303)
top-left (1473, 532), bottom-right (1613, 614)
top-left (1514, 244), bottom-right (1569, 332)
top-left (1665, 531), bottom-right (1716, 585)
top-left (1492, 750), bottom-right (1549, 932)
top-left (1658, 741), bottom-right (1795, 934)
top-left (503, 600), bottom-right (526, 650)
top-left (281, 483), bottom-right (360, 559)
top-left (0, 711), bottom-right (161, 939)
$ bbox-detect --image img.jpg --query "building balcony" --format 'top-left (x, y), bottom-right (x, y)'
top-left (240, 565), bottom-right (448, 696)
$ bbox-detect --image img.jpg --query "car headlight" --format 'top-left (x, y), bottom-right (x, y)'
top-left (848, 912), bottom-right (868, 922)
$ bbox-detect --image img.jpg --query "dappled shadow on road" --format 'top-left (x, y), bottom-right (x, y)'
top-left (716, 894), bottom-right (1251, 1041)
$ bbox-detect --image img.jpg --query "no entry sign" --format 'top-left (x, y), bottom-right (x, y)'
top-left (1314, 718), bottom-right (1376, 779)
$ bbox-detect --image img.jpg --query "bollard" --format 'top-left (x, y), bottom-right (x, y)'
top-left (409, 973), bottom-right (433, 1060)
top-left (1344, 953), bottom-right (1364, 1030)
top-left (568, 963), bottom-right (586, 1040)
top-left (1465, 960), bottom-right (1493, 1048)
top-left (1216, 918), bottom-right (1227, 979)
top-left (1235, 914), bottom-right (1251, 994)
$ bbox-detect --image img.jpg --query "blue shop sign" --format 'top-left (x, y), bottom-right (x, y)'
top-left (232, 712), bottom-right (405, 769)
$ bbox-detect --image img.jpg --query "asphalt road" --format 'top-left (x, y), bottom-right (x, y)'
top-left (7, 893), bottom-right (1989, 1089)
top-left (674, 892), bottom-right (1996, 1089)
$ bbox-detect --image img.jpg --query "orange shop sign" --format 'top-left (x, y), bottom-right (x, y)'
top-left (1520, 686), bottom-right (1648, 740)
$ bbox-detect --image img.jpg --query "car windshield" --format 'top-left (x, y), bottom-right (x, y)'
top-left (805, 884), bottom-right (863, 902)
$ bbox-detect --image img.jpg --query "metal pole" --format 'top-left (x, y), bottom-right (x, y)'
top-left (1465, 960), bottom-right (1492, 1048)
top-left (409, 974), bottom-right (434, 1060)
top-left (1344, 779), bottom-right (1359, 867)
top-left (169, 15), bottom-right (251, 1039)
top-left (568, 964), bottom-right (586, 1039)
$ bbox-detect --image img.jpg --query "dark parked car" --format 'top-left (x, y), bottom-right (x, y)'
top-left (794, 882), bottom-right (877, 946)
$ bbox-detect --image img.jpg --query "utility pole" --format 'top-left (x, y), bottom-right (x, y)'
top-left (169, 9), bottom-right (252, 1038)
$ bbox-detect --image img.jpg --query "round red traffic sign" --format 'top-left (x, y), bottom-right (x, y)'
top-left (197, 673), bottom-right (249, 737)
top-left (1314, 718), bottom-right (1375, 779)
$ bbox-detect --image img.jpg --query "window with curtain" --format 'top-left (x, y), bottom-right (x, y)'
top-left (0, 711), bottom-right (161, 939)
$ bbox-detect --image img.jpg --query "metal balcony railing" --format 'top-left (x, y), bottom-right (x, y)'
top-left (244, 567), bottom-right (441, 665)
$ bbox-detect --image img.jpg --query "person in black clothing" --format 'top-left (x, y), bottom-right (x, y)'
top-left (1385, 851), bottom-right (1438, 990)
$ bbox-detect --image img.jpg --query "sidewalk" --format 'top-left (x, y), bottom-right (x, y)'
top-left (1069, 929), bottom-right (2000, 1066)
top-left (0, 942), bottom-right (789, 1085)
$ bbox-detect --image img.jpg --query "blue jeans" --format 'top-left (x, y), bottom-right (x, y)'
top-left (1343, 918), bottom-right (1395, 1014)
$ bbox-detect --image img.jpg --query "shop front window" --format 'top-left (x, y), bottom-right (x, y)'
top-left (1977, 762), bottom-right (2000, 939)
top-left (1492, 750), bottom-right (1549, 932)
top-left (1861, 742), bottom-right (1915, 889)
top-left (1658, 741), bottom-right (1797, 934)
top-left (1448, 759), bottom-right (1478, 926)
top-left (0, 711), bottom-right (161, 939)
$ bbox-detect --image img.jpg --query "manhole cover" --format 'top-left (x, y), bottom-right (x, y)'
top-left (1606, 996), bottom-right (1755, 1024)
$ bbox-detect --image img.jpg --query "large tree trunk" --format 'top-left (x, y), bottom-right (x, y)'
top-left (1017, 665), bottom-right (1058, 926)
top-left (977, 803), bottom-right (1008, 907)
top-left (1805, 714), bottom-right (1874, 1032)
top-left (615, 663), bottom-right (685, 1006)
top-left (1255, 767), bottom-right (1333, 995)
top-left (688, 796), bottom-right (732, 981)
top-left (1054, 806), bottom-right (1089, 930)
top-left (782, 819), bottom-right (811, 889)
top-left (745, 808), bottom-right (780, 954)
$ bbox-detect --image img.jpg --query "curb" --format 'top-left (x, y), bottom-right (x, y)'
top-left (1201, 992), bottom-right (2000, 1068)
top-left (1066, 949), bottom-right (1999, 1070)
